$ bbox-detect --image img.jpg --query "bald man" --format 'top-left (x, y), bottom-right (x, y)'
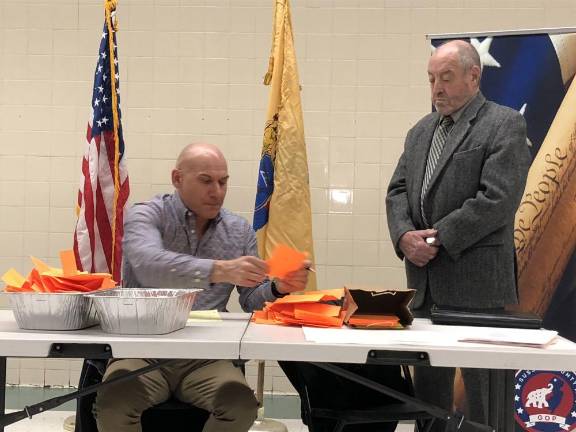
top-left (386, 41), bottom-right (530, 429)
top-left (94, 143), bottom-right (309, 432)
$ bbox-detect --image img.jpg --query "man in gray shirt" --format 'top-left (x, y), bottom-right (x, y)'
top-left (94, 142), bottom-right (309, 432)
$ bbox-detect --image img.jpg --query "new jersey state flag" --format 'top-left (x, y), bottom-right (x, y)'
top-left (253, 0), bottom-right (316, 290)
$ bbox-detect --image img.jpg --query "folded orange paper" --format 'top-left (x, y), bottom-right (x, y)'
top-left (252, 288), bottom-right (357, 328)
top-left (2, 251), bottom-right (116, 294)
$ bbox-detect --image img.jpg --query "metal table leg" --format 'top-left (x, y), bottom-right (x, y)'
top-left (0, 357), bottom-right (5, 432)
top-left (312, 362), bottom-right (494, 432)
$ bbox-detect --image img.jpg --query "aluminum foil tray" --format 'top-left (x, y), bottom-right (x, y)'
top-left (5, 292), bottom-right (99, 331)
top-left (86, 288), bottom-right (201, 335)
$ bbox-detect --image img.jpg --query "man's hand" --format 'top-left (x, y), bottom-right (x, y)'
top-left (275, 260), bottom-right (311, 294)
top-left (212, 256), bottom-right (268, 287)
top-left (399, 229), bottom-right (439, 267)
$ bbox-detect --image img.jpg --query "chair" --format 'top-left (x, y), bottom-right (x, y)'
top-left (300, 364), bottom-right (435, 432)
top-left (74, 359), bottom-right (209, 432)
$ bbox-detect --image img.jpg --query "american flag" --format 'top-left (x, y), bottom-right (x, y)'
top-left (73, 7), bottom-right (129, 283)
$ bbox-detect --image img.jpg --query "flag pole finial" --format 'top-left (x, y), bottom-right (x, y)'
top-left (105, 0), bottom-right (119, 30)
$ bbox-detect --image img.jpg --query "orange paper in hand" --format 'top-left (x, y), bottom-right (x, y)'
top-left (266, 244), bottom-right (307, 279)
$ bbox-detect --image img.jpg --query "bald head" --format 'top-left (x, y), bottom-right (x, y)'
top-left (175, 142), bottom-right (226, 171)
top-left (428, 40), bottom-right (481, 116)
top-left (434, 40), bottom-right (481, 78)
top-left (172, 143), bottom-right (229, 225)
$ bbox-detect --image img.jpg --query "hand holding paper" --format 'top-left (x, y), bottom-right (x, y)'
top-left (212, 256), bottom-right (268, 287)
top-left (266, 244), bottom-right (311, 294)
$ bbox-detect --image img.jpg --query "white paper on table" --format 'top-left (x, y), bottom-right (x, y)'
top-left (457, 328), bottom-right (558, 348)
top-left (302, 327), bottom-right (459, 346)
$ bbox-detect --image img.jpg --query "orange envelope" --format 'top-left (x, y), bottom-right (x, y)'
top-left (347, 314), bottom-right (402, 329)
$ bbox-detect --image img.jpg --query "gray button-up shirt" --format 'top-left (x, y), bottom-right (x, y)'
top-left (122, 193), bottom-right (277, 312)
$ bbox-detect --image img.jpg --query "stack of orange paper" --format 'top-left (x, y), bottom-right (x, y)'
top-left (252, 288), bottom-right (357, 328)
top-left (347, 314), bottom-right (403, 329)
top-left (2, 250), bottom-right (116, 293)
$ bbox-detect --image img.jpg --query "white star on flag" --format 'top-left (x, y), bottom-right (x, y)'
top-left (470, 37), bottom-right (501, 68)
top-left (94, 98), bottom-right (100, 107)
top-left (100, 51), bottom-right (107, 59)
top-left (102, 32), bottom-right (107, 39)
top-left (515, 384), bottom-right (521, 390)
top-left (517, 408), bottom-right (524, 414)
top-left (519, 103), bottom-right (533, 147)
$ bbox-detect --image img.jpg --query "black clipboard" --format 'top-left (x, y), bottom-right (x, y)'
top-left (430, 306), bottom-right (542, 329)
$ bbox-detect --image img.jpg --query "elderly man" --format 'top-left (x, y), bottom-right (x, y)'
top-left (386, 40), bottom-right (531, 429)
top-left (93, 143), bottom-right (309, 432)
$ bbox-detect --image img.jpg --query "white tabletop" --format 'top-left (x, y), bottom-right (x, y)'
top-left (0, 310), bottom-right (251, 360)
top-left (240, 319), bottom-right (576, 370)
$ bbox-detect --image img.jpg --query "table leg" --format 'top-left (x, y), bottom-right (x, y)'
top-left (488, 369), bottom-right (501, 431)
top-left (311, 362), bottom-right (493, 432)
top-left (489, 369), bottom-right (516, 432)
top-left (503, 370), bottom-right (516, 432)
top-left (0, 357), bottom-right (5, 432)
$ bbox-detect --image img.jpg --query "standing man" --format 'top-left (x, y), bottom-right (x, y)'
top-left (386, 40), bottom-right (531, 429)
top-left (93, 143), bottom-right (309, 432)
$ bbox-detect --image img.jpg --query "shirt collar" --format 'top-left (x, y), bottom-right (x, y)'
top-left (448, 91), bottom-right (480, 124)
top-left (172, 192), bottom-right (223, 227)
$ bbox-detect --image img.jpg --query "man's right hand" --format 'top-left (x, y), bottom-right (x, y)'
top-left (211, 256), bottom-right (269, 287)
top-left (399, 229), bottom-right (439, 267)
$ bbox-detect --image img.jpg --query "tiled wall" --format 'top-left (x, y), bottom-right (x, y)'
top-left (1, 0), bottom-right (575, 390)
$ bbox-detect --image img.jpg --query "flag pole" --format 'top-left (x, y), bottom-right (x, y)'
top-left (104, 0), bottom-right (121, 279)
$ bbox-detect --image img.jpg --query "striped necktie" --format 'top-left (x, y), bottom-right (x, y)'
top-left (420, 115), bottom-right (454, 226)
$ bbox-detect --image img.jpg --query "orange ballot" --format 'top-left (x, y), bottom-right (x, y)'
top-left (266, 244), bottom-right (307, 278)
top-left (60, 250), bottom-right (78, 276)
top-left (2, 250), bottom-right (116, 293)
top-left (252, 288), bottom-right (357, 328)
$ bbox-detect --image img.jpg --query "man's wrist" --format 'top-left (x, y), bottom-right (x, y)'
top-left (270, 279), bottom-right (286, 298)
top-left (211, 260), bottom-right (226, 284)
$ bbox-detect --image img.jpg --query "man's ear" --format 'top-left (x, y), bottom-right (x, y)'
top-left (171, 169), bottom-right (181, 189)
top-left (471, 65), bottom-right (481, 85)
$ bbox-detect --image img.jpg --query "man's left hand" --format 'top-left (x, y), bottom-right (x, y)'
top-left (275, 260), bottom-right (311, 294)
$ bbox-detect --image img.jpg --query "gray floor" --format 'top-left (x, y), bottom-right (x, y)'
top-left (3, 411), bottom-right (416, 432)
top-left (3, 387), bottom-right (415, 432)
top-left (5, 386), bottom-right (302, 417)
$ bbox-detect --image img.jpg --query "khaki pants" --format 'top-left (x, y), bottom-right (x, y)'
top-left (93, 359), bottom-right (258, 432)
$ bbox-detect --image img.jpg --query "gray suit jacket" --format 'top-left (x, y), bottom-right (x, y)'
top-left (386, 93), bottom-right (531, 309)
